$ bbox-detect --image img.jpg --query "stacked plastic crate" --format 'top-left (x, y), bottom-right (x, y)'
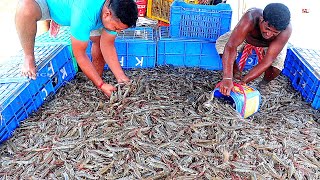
top-left (112, 27), bottom-right (156, 69)
top-left (282, 47), bottom-right (320, 109)
top-left (89, 27), bottom-right (157, 70)
top-left (0, 28), bottom-right (77, 143)
top-left (158, 26), bottom-right (221, 69)
top-left (157, 1), bottom-right (231, 69)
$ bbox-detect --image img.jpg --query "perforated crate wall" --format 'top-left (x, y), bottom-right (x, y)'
top-left (282, 48), bottom-right (297, 82)
top-left (102, 27), bottom-right (156, 69)
top-left (282, 47), bottom-right (320, 109)
top-left (169, 1), bottom-right (232, 41)
top-left (157, 27), bottom-right (222, 70)
top-left (0, 82), bottom-right (36, 143)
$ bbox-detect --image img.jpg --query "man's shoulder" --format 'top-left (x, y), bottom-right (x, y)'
top-left (245, 8), bottom-right (263, 17)
top-left (239, 8), bottom-right (263, 26)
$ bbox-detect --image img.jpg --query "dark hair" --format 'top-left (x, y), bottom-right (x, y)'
top-left (108, 0), bottom-right (138, 27)
top-left (263, 3), bottom-right (290, 31)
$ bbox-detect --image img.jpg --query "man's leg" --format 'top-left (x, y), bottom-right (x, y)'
top-left (262, 66), bottom-right (281, 82)
top-left (90, 35), bottom-right (105, 77)
top-left (260, 45), bottom-right (287, 85)
top-left (233, 61), bottom-right (242, 80)
top-left (258, 66), bottom-right (281, 87)
top-left (15, 0), bottom-right (43, 79)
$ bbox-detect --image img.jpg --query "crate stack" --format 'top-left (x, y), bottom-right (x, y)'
top-left (158, 26), bottom-right (221, 69)
top-left (147, 1), bottom-right (259, 70)
top-left (0, 28), bottom-right (77, 143)
top-left (282, 47), bottom-right (320, 109)
top-left (88, 27), bottom-right (157, 70)
top-left (157, 1), bottom-right (230, 69)
top-left (114, 27), bottom-right (157, 69)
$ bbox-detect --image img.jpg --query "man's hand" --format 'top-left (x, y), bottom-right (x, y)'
top-left (116, 75), bottom-right (130, 84)
top-left (217, 78), bottom-right (234, 96)
top-left (100, 83), bottom-right (117, 97)
top-left (21, 57), bottom-right (37, 80)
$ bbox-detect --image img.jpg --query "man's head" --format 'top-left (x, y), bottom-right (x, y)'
top-left (101, 0), bottom-right (138, 32)
top-left (263, 3), bottom-right (290, 31)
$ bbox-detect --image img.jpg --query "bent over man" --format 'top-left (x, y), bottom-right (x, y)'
top-left (216, 3), bottom-right (292, 96)
top-left (15, 0), bottom-right (138, 97)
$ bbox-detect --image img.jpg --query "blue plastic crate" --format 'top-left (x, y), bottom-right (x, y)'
top-left (0, 99), bottom-right (36, 144)
top-left (169, 1), bottom-right (232, 41)
top-left (291, 49), bottom-right (320, 89)
top-left (102, 27), bottom-right (156, 69)
top-left (292, 47), bottom-right (320, 75)
top-left (0, 117), bottom-right (18, 143)
top-left (52, 59), bottom-right (76, 91)
top-left (296, 70), bottom-right (320, 103)
top-left (283, 47), bottom-right (320, 107)
top-left (0, 45), bottom-right (70, 81)
top-left (0, 82), bottom-right (37, 121)
top-left (0, 82), bottom-right (33, 119)
top-left (157, 27), bottom-right (221, 70)
top-left (0, 45), bottom-right (72, 96)
top-left (235, 51), bottom-right (258, 71)
top-left (290, 47), bottom-right (320, 106)
top-left (0, 109), bottom-right (24, 143)
top-left (311, 89), bottom-right (320, 109)
top-left (0, 81), bottom-right (40, 144)
top-left (282, 48), bottom-right (296, 81)
top-left (38, 79), bottom-right (56, 102)
top-left (0, 82), bottom-right (26, 120)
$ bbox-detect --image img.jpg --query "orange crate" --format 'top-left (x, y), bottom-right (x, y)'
top-left (147, 0), bottom-right (199, 23)
top-left (184, 0), bottom-right (199, 4)
top-left (147, 0), bottom-right (174, 23)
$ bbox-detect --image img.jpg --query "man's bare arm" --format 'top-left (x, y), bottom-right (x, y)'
top-left (222, 11), bottom-right (255, 79)
top-left (100, 30), bottom-right (129, 83)
top-left (71, 37), bottom-right (104, 87)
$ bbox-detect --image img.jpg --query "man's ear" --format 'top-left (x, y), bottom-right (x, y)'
top-left (259, 16), bottom-right (265, 23)
top-left (103, 8), bottom-right (112, 19)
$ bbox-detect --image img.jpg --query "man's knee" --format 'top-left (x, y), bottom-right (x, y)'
top-left (90, 36), bottom-right (101, 54)
top-left (90, 36), bottom-right (101, 44)
top-left (17, 0), bottom-right (42, 20)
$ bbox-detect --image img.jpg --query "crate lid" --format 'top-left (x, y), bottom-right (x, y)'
top-left (0, 45), bottom-right (66, 80)
top-left (116, 27), bottom-right (155, 41)
top-left (292, 47), bottom-right (320, 77)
